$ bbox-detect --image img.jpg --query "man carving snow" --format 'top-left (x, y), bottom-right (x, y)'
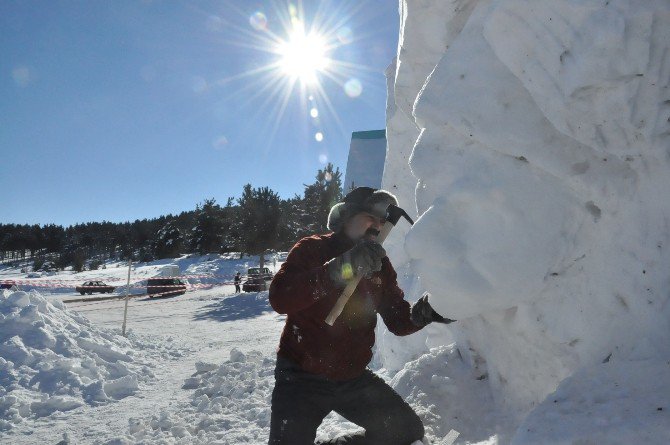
top-left (268, 186), bottom-right (453, 445)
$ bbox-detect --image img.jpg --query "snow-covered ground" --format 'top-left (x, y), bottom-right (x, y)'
top-left (4, 250), bottom-right (665, 444)
top-left (0, 252), bottom-right (283, 298)
top-left (0, 285), bottom-right (278, 444)
top-left (0, 254), bottom-right (508, 444)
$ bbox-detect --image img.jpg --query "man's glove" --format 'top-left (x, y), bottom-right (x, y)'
top-left (326, 240), bottom-right (386, 286)
top-left (410, 294), bottom-right (456, 327)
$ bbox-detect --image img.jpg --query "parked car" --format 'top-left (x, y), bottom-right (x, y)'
top-left (1, 280), bottom-right (17, 290)
top-left (147, 278), bottom-right (187, 298)
top-left (75, 281), bottom-right (115, 295)
top-left (242, 267), bottom-right (274, 292)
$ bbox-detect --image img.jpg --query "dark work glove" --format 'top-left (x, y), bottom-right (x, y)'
top-left (326, 240), bottom-right (386, 286)
top-left (410, 293), bottom-right (456, 327)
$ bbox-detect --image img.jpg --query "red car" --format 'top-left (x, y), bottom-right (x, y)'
top-left (75, 281), bottom-right (115, 295)
top-left (147, 278), bottom-right (187, 298)
top-left (1, 280), bottom-right (17, 290)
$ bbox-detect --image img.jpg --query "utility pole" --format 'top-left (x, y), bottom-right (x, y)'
top-left (121, 258), bottom-right (132, 336)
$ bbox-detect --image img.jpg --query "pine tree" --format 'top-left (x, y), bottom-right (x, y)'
top-left (235, 185), bottom-right (281, 265)
top-left (277, 195), bottom-right (304, 250)
top-left (220, 197), bottom-right (239, 253)
top-left (154, 221), bottom-right (185, 259)
top-left (191, 198), bottom-right (226, 254)
top-left (300, 163), bottom-right (343, 236)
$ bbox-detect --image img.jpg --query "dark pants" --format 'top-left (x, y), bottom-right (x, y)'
top-left (235, 283), bottom-right (240, 293)
top-left (268, 356), bottom-right (424, 445)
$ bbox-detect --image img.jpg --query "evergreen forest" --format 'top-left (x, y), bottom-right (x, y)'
top-left (0, 164), bottom-right (344, 272)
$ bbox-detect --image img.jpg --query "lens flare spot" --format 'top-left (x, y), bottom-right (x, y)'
top-left (249, 12), bottom-right (268, 31)
top-left (310, 107), bottom-right (319, 118)
top-left (140, 65), bottom-right (157, 82)
top-left (192, 76), bottom-right (207, 93)
top-left (309, 95), bottom-right (314, 101)
top-left (324, 171), bottom-right (333, 181)
top-left (315, 132), bottom-right (324, 142)
top-left (341, 263), bottom-right (354, 280)
top-left (206, 15), bottom-right (224, 32)
top-left (289, 4), bottom-right (298, 18)
top-left (319, 154), bottom-right (328, 164)
top-left (344, 78), bottom-right (362, 97)
top-left (213, 136), bottom-right (229, 150)
top-left (336, 26), bottom-right (353, 44)
top-left (12, 66), bottom-right (32, 87)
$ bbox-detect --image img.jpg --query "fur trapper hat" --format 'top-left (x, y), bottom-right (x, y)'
top-left (327, 186), bottom-right (398, 232)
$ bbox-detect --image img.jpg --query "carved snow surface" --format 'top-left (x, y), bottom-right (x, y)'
top-left (381, 0), bottom-right (670, 435)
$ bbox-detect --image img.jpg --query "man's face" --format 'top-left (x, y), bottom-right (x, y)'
top-left (343, 212), bottom-right (385, 241)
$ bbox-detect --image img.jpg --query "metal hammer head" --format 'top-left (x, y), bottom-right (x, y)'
top-left (385, 204), bottom-right (415, 226)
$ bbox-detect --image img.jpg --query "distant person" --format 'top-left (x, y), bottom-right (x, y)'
top-left (268, 186), bottom-right (454, 445)
top-left (234, 271), bottom-right (241, 293)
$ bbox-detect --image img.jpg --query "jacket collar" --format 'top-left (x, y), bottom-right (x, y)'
top-left (330, 230), bottom-right (356, 252)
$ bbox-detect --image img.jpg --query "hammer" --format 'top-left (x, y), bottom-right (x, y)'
top-left (325, 203), bottom-right (415, 326)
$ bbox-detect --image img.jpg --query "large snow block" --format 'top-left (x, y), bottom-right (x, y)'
top-left (484, 0), bottom-right (670, 155)
top-left (510, 359), bottom-right (670, 445)
top-left (405, 132), bottom-right (586, 319)
top-left (383, 0), bottom-right (670, 423)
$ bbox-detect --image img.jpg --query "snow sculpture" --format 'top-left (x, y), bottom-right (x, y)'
top-left (382, 0), bottom-right (670, 423)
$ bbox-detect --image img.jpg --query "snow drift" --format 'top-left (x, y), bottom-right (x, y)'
top-left (0, 289), bottom-right (179, 430)
top-left (108, 348), bottom-right (275, 444)
top-left (379, 0), bottom-right (670, 441)
top-left (109, 345), bottom-right (510, 445)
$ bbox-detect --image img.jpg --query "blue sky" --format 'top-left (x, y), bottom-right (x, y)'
top-left (1, 0), bottom-right (399, 226)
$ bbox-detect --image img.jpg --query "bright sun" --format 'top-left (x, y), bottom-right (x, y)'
top-left (214, 3), bottom-right (366, 146)
top-left (277, 27), bottom-right (330, 84)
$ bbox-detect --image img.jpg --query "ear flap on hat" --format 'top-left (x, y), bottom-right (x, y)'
top-left (327, 202), bottom-right (348, 232)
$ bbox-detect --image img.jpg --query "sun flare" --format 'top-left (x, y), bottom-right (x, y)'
top-left (277, 27), bottom-right (330, 84)
top-left (210, 2), bottom-right (371, 148)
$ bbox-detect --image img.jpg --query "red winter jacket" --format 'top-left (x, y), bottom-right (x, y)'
top-left (269, 232), bottom-right (421, 381)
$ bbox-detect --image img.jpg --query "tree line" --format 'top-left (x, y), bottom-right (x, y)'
top-left (0, 164), bottom-right (343, 272)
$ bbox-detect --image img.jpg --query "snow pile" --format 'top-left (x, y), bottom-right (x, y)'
top-left (380, 0), bottom-right (670, 440)
top-left (113, 348), bottom-right (274, 444)
top-left (391, 345), bottom-right (514, 444)
top-left (111, 346), bottom-right (491, 445)
top-left (511, 358), bottom-right (670, 445)
top-left (0, 289), bottom-right (180, 430)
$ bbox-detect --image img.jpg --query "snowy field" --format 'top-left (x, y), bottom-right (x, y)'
top-left (3, 253), bottom-right (666, 444)
top-left (0, 252), bottom-right (282, 298)
top-left (0, 289), bottom-right (507, 445)
top-left (0, 285), bottom-right (281, 444)
top-left (0, 255), bottom-right (506, 445)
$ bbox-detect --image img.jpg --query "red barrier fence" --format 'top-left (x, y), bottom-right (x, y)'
top-left (0, 272), bottom-right (247, 285)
